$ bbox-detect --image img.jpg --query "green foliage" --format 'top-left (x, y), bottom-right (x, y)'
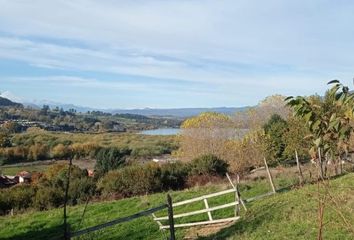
top-left (0, 133), bottom-right (11, 148)
top-left (262, 114), bottom-right (288, 163)
top-left (98, 163), bottom-right (162, 197)
top-left (0, 185), bottom-right (36, 214)
top-left (98, 158), bottom-right (228, 198)
top-left (287, 80), bottom-right (354, 157)
top-left (94, 147), bottom-right (131, 177)
top-left (188, 154), bottom-right (228, 176)
top-left (282, 116), bottom-right (311, 160)
top-left (34, 164), bottom-right (95, 210)
top-left (160, 162), bottom-right (188, 190)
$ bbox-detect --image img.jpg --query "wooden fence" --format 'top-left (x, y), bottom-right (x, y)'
top-left (68, 199), bottom-right (176, 240)
top-left (68, 160), bottom-right (277, 239)
top-left (154, 188), bottom-right (240, 229)
top-left (152, 167), bottom-right (276, 231)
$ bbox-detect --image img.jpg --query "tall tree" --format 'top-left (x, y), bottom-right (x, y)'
top-left (286, 80), bottom-right (354, 177)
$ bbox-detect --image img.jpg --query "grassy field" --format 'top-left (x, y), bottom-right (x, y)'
top-left (0, 164), bottom-right (49, 175)
top-left (11, 131), bottom-right (177, 150)
top-left (0, 172), bottom-right (353, 240)
top-left (0, 159), bottom-right (95, 175)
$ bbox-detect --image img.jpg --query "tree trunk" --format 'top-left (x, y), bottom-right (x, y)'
top-left (318, 148), bottom-right (324, 179)
top-left (295, 150), bottom-right (304, 185)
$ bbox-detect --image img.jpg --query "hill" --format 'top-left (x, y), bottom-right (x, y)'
top-left (22, 100), bottom-right (250, 117)
top-left (111, 107), bottom-right (250, 118)
top-left (0, 97), bottom-right (22, 108)
top-left (0, 173), bottom-right (353, 240)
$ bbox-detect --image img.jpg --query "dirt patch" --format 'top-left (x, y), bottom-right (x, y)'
top-left (183, 221), bottom-right (235, 239)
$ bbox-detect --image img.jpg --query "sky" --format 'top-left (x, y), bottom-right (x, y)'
top-left (0, 0), bottom-right (354, 109)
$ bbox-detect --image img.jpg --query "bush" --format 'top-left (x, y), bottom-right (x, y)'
top-left (188, 154), bottom-right (228, 176)
top-left (0, 185), bottom-right (36, 214)
top-left (94, 147), bottom-right (131, 177)
top-left (160, 162), bottom-right (188, 190)
top-left (34, 164), bottom-right (96, 210)
top-left (98, 163), bottom-right (161, 198)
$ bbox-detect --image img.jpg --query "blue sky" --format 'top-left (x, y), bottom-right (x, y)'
top-left (0, 0), bottom-right (354, 109)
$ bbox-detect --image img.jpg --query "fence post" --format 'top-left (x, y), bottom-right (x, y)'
top-left (295, 150), bottom-right (304, 185)
top-left (226, 173), bottom-right (246, 212)
top-left (264, 157), bottom-right (276, 193)
top-left (167, 194), bottom-right (175, 240)
top-left (64, 157), bottom-right (73, 240)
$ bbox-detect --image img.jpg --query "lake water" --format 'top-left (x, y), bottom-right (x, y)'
top-left (139, 128), bottom-right (181, 135)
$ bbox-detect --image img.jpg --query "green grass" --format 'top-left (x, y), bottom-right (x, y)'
top-left (0, 173), bottom-right (353, 240)
top-left (0, 165), bottom-right (49, 175)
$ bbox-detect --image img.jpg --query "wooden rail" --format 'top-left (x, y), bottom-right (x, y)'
top-left (70, 204), bottom-right (168, 238)
top-left (160, 217), bottom-right (241, 229)
top-left (154, 187), bottom-right (240, 229)
top-left (172, 188), bottom-right (236, 207)
top-left (154, 201), bottom-right (239, 221)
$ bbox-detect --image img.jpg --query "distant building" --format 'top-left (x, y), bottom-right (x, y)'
top-left (0, 175), bottom-right (17, 188)
top-left (16, 171), bottom-right (32, 183)
top-left (87, 169), bottom-right (95, 177)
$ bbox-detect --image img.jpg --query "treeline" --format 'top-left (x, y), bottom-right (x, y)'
top-left (0, 103), bottom-right (181, 133)
top-left (178, 89), bottom-right (354, 175)
top-left (0, 154), bottom-right (227, 215)
top-left (177, 96), bottom-right (324, 172)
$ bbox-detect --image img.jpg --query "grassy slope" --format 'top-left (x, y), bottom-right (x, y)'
top-left (0, 173), bottom-right (353, 240)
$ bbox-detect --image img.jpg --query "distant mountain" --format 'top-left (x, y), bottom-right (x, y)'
top-left (23, 100), bottom-right (98, 113)
top-left (0, 96), bottom-right (23, 107)
top-left (110, 107), bottom-right (250, 118)
top-left (2, 91), bottom-right (250, 117)
top-left (23, 101), bottom-right (250, 118)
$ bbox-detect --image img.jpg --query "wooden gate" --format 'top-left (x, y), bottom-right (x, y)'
top-left (153, 173), bottom-right (247, 229)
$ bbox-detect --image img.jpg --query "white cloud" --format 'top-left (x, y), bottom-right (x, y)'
top-left (0, 0), bottom-right (354, 107)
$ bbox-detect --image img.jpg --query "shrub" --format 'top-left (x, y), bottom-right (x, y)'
top-left (160, 162), bottom-right (188, 190)
top-left (27, 143), bottom-right (49, 161)
top-left (94, 147), bottom-right (131, 177)
top-left (0, 185), bottom-right (36, 214)
top-left (34, 163), bottom-right (96, 210)
top-left (188, 154), bottom-right (228, 176)
top-left (51, 143), bottom-right (69, 159)
top-left (98, 163), bottom-right (161, 198)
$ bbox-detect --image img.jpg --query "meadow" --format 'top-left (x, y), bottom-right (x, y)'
top-left (1, 170), bottom-right (353, 240)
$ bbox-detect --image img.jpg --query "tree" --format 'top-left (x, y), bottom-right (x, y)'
top-left (286, 80), bottom-right (354, 177)
top-left (233, 95), bottom-right (290, 129)
top-left (188, 154), bottom-right (228, 176)
top-left (178, 112), bottom-right (234, 160)
top-left (0, 133), bottom-right (11, 147)
top-left (262, 114), bottom-right (288, 163)
top-left (283, 116), bottom-right (311, 160)
top-left (40, 105), bottom-right (50, 115)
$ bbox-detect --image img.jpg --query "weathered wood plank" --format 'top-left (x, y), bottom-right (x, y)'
top-left (172, 188), bottom-right (236, 207)
top-left (204, 199), bottom-right (213, 221)
top-left (226, 173), bottom-right (236, 189)
top-left (160, 217), bottom-right (241, 229)
top-left (154, 202), bottom-right (238, 221)
top-left (264, 157), bottom-right (276, 193)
